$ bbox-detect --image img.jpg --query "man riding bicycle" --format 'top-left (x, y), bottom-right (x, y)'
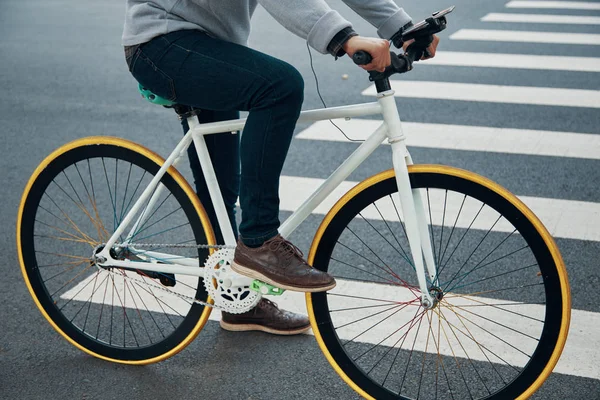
top-left (123, 0), bottom-right (440, 336)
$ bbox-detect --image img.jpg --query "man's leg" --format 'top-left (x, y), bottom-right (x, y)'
top-left (129, 29), bottom-right (334, 329)
top-left (182, 111), bottom-right (311, 335)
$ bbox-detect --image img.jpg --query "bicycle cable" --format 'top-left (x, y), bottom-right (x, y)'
top-left (306, 42), bottom-right (364, 143)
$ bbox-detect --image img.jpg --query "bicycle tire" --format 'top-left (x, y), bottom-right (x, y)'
top-left (17, 136), bottom-right (216, 364)
top-left (307, 165), bottom-right (570, 400)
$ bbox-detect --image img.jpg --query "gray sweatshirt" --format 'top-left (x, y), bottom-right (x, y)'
top-left (122, 0), bottom-right (412, 54)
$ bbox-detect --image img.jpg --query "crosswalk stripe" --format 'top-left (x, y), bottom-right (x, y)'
top-left (427, 51), bottom-right (600, 72)
top-left (295, 119), bottom-right (600, 160)
top-left (361, 80), bottom-right (600, 108)
top-left (425, 51), bottom-right (600, 72)
top-left (60, 274), bottom-right (600, 380)
top-left (482, 12), bottom-right (600, 24)
top-left (267, 284), bottom-right (600, 380)
top-left (506, 1), bottom-right (600, 10)
top-left (278, 175), bottom-right (600, 242)
top-left (450, 29), bottom-right (600, 45)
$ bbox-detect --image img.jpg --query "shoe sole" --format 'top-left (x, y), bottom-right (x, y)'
top-left (219, 320), bottom-right (311, 336)
top-left (230, 262), bottom-right (336, 293)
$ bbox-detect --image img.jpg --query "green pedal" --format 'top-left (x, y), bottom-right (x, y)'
top-left (250, 280), bottom-right (285, 296)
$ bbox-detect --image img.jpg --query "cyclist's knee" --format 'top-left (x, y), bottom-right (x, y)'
top-left (278, 64), bottom-right (304, 106)
top-left (256, 62), bottom-right (304, 110)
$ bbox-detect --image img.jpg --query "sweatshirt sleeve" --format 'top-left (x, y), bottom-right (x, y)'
top-left (257, 0), bottom-right (353, 54)
top-left (340, 0), bottom-right (412, 39)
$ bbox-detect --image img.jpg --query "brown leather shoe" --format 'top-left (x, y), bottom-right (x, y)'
top-left (220, 298), bottom-right (310, 335)
top-left (231, 235), bottom-right (336, 292)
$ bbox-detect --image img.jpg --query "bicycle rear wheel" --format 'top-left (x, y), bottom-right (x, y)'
top-left (307, 165), bottom-right (570, 400)
top-left (17, 136), bottom-right (216, 364)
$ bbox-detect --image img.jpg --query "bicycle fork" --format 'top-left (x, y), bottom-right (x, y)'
top-left (380, 92), bottom-right (438, 308)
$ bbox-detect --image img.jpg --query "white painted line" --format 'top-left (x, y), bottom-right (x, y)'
top-left (506, 1), bottom-right (600, 10)
top-left (361, 80), bottom-right (600, 108)
top-left (62, 274), bottom-right (600, 380)
top-left (450, 29), bottom-right (600, 45)
top-left (277, 175), bottom-right (600, 242)
top-left (295, 119), bottom-right (600, 160)
top-left (424, 51), bottom-right (600, 72)
top-left (482, 12), bottom-right (600, 24)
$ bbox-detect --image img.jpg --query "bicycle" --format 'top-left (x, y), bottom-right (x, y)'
top-left (17, 8), bottom-right (570, 400)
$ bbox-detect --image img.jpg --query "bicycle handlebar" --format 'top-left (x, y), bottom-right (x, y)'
top-left (352, 48), bottom-right (420, 81)
top-left (351, 6), bottom-right (454, 82)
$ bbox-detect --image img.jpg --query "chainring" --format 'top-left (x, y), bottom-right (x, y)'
top-left (203, 248), bottom-right (261, 314)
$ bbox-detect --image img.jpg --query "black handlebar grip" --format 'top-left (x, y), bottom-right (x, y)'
top-left (405, 46), bottom-right (421, 63)
top-left (352, 51), bottom-right (372, 65)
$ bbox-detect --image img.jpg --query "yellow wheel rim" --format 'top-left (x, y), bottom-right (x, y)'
top-left (306, 164), bottom-right (570, 400)
top-left (17, 136), bottom-right (216, 365)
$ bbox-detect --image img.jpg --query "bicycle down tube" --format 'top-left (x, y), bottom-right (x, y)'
top-left (96, 95), bottom-right (438, 305)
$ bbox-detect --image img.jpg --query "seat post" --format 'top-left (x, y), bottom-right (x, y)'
top-left (172, 104), bottom-right (203, 120)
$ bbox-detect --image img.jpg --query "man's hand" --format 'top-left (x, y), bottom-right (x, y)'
top-left (402, 34), bottom-right (440, 60)
top-left (342, 36), bottom-right (391, 72)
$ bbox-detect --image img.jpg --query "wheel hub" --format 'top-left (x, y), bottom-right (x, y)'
top-left (422, 286), bottom-right (444, 309)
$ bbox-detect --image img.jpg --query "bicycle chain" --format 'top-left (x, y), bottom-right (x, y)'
top-left (120, 243), bottom-right (236, 249)
top-left (103, 266), bottom-right (220, 309)
top-left (106, 242), bottom-right (238, 311)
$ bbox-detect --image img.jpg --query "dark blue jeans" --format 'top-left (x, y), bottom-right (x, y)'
top-left (128, 30), bottom-right (304, 246)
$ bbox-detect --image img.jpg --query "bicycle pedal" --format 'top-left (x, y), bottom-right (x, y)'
top-left (250, 280), bottom-right (285, 296)
top-left (135, 269), bottom-right (177, 287)
top-left (159, 274), bottom-right (176, 287)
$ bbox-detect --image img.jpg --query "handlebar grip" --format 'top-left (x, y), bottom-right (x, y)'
top-left (353, 51), bottom-right (372, 66)
top-left (405, 47), bottom-right (421, 63)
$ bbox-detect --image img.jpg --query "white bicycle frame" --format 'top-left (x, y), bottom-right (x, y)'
top-left (96, 90), bottom-right (438, 306)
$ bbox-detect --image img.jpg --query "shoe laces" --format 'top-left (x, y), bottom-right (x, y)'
top-left (266, 236), bottom-right (304, 261)
top-left (258, 297), bottom-right (279, 310)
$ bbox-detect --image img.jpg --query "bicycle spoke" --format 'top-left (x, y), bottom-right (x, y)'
top-left (438, 194), bottom-right (467, 274)
top-left (121, 274), bottom-right (153, 344)
top-left (438, 308), bottom-right (476, 400)
top-left (437, 202), bottom-right (485, 279)
top-left (381, 306), bottom-right (425, 387)
top-left (130, 193), bottom-right (176, 237)
top-left (373, 200), bottom-right (413, 268)
top-left (335, 240), bottom-right (411, 288)
top-left (350, 303), bottom-right (419, 362)
top-left (338, 303), bottom-right (405, 333)
top-left (444, 302), bottom-right (532, 358)
top-left (444, 282), bottom-right (544, 299)
top-left (128, 278), bottom-right (167, 339)
top-left (444, 301), bottom-right (540, 342)
top-left (359, 209), bottom-right (412, 266)
top-left (118, 162), bottom-right (134, 223)
top-left (398, 310), bottom-right (426, 397)
top-left (328, 292), bottom-right (418, 305)
top-left (442, 241), bottom-right (528, 291)
top-left (366, 306), bottom-right (426, 377)
top-left (101, 158), bottom-right (118, 232)
top-left (448, 262), bottom-right (539, 292)
top-left (442, 214), bottom-right (503, 292)
top-left (438, 308), bottom-right (521, 373)
top-left (331, 256), bottom-right (414, 288)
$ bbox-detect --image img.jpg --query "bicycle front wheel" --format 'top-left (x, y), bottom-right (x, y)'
top-left (307, 165), bottom-right (570, 400)
top-left (17, 136), bottom-right (216, 364)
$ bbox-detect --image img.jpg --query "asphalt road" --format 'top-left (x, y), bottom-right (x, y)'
top-left (1, 0), bottom-right (599, 399)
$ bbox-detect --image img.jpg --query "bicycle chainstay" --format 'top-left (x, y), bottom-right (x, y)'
top-left (102, 242), bottom-right (237, 311)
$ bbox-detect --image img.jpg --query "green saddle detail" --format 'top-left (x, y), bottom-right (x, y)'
top-left (250, 280), bottom-right (285, 296)
top-left (137, 83), bottom-right (176, 107)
